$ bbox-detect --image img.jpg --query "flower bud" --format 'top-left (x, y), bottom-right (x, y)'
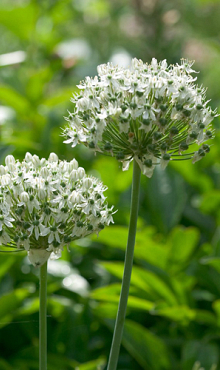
top-left (77, 167), bottom-right (85, 179)
top-left (76, 97), bottom-right (90, 111)
top-left (38, 189), bottom-right (46, 200)
top-left (48, 153), bottom-right (58, 163)
top-left (70, 169), bottom-right (78, 182)
top-left (160, 153), bottom-right (171, 170)
top-left (40, 158), bottom-right (47, 166)
top-left (1, 174), bottom-right (10, 186)
top-left (69, 191), bottom-right (82, 204)
top-left (32, 155), bottom-right (40, 167)
top-left (20, 191), bottom-right (29, 203)
top-left (116, 108), bottom-right (122, 116)
top-left (5, 155), bottom-right (16, 171)
top-left (25, 152), bottom-right (32, 162)
top-left (69, 159), bottom-right (78, 171)
top-left (82, 178), bottom-right (93, 189)
top-left (40, 167), bottom-right (49, 178)
top-left (0, 166), bottom-right (6, 175)
top-left (192, 148), bottom-right (206, 164)
top-left (58, 161), bottom-right (66, 172)
top-left (5, 155), bottom-right (15, 167)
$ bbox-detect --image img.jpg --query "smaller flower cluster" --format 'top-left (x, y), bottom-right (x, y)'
top-left (64, 58), bottom-right (217, 177)
top-left (0, 153), bottom-right (114, 265)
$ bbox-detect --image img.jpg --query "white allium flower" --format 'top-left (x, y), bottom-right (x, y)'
top-left (0, 153), bottom-right (114, 266)
top-left (63, 58), bottom-right (218, 177)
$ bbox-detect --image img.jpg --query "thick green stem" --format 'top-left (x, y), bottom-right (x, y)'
top-left (39, 261), bottom-right (47, 370)
top-left (107, 160), bottom-right (141, 370)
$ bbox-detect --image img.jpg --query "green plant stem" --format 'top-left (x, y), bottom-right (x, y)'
top-left (107, 160), bottom-right (141, 370)
top-left (39, 261), bottom-right (48, 370)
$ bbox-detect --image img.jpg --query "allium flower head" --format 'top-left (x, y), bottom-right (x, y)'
top-left (0, 153), bottom-right (114, 266)
top-left (64, 58), bottom-right (217, 177)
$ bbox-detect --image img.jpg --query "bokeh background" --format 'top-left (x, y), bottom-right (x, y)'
top-left (0, 0), bottom-right (220, 369)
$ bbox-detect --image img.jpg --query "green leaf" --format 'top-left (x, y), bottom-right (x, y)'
top-left (11, 346), bottom-right (80, 370)
top-left (16, 297), bottom-right (39, 317)
top-left (200, 257), bottom-right (220, 273)
top-left (145, 167), bottom-right (186, 233)
top-left (212, 299), bottom-right (220, 326)
top-left (12, 353), bottom-right (78, 370)
top-left (94, 156), bottom-right (132, 204)
top-left (0, 85), bottom-right (30, 115)
top-left (76, 357), bottom-right (106, 370)
top-left (199, 190), bottom-right (220, 213)
top-left (0, 359), bottom-right (13, 370)
top-left (171, 160), bottom-right (212, 192)
top-left (93, 225), bottom-right (168, 269)
top-left (93, 302), bottom-right (118, 319)
top-left (193, 0), bottom-right (220, 4)
top-left (0, 145), bottom-right (14, 164)
top-left (0, 253), bottom-right (15, 282)
top-left (44, 87), bottom-right (78, 107)
top-left (166, 226), bottom-right (200, 272)
top-left (0, 288), bottom-right (30, 327)
top-left (151, 304), bottom-right (216, 325)
top-left (122, 320), bottom-right (170, 369)
top-left (102, 262), bottom-right (178, 305)
top-left (0, 4), bottom-right (37, 39)
top-left (91, 283), bottom-right (154, 311)
top-left (26, 67), bottom-right (53, 103)
top-left (4, 134), bottom-right (40, 152)
top-left (182, 341), bottom-right (219, 370)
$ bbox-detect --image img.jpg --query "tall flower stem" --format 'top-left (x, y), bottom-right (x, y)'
top-left (39, 261), bottom-right (48, 370)
top-left (107, 160), bottom-right (141, 370)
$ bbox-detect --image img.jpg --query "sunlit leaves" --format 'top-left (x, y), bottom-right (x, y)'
top-left (0, 253), bottom-right (16, 282)
top-left (0, 85), bottom-right (30, 115)
top-left (166, 226), bottom-right (200, 273)
top-left (122, 320), bottom-right (170, 370)
top-left (93, 224), bottom-right (200, 272)
top-left (0, 3), bottom-right (37, 40)
top-left (0, 288), bottom-right (31, 328)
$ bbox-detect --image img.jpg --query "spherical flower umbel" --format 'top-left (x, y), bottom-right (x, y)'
top-left (0, 153), bottom-right (114, 266)
top-left (63, 58), bottom-right (218, 177)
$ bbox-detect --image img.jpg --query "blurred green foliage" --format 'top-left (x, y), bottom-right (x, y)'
top-left (0, 0), bottom-right (220, 369)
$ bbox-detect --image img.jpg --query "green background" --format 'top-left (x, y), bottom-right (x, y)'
top-left (0, 0), bottom-right (220, 369)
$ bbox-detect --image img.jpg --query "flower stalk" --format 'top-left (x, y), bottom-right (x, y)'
top-left (107, 160), bottom-right (141, 370)
top-left (39, 261), bottom-right (47, 370)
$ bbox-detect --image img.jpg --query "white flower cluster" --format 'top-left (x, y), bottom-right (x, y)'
top-left (64, 58), bottom-right (217, 177)
top-left (0, 153), bottom-right (114, 265)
